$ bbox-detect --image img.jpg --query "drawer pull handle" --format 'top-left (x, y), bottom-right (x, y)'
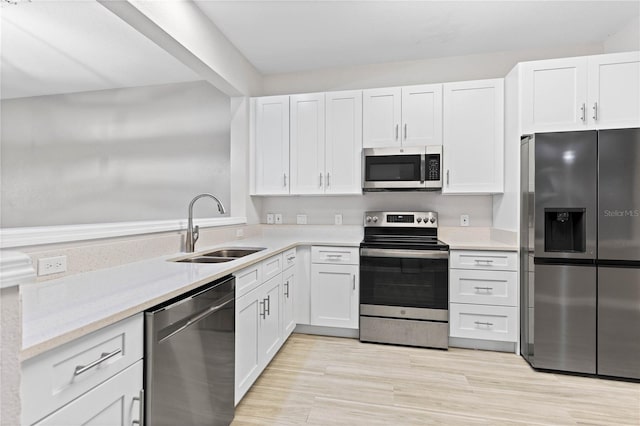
top-left (474, 321), bottom-right (494, 327)
top-left (132, 389), bottom-right (144, 426)
top-left (74, 348), bottom-right (122, 376)
top-left (325, 254), bottom-right (343, 258)
top-left (474, 286), bottom-right (494, 292)
top-left (474, 259), bottom-right (494, 264)
top-left (287, 256), bottom-right (295, 261)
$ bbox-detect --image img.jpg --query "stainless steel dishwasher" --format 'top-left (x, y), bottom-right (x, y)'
top-left (145, 275), bottom-right (235, 426)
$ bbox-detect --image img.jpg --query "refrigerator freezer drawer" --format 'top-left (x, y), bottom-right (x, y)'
top-left (598, 266), bottom-right (640, 380)
top-left (534, 263), bottom-right (596, 374)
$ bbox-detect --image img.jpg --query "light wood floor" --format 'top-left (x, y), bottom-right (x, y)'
top-left (232, 333), bottom-right (640, 425)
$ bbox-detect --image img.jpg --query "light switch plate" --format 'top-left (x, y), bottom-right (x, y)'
top-left (334, 214), bottom-right (343, 225)
top-left (460, 214), bottom-right (470, 227)
top-left (266, 213), bottom-right (274, 224)
top-left (275, 214), bottom-right (283, 224)
top-left (296, 214), bottom-right (307, 224)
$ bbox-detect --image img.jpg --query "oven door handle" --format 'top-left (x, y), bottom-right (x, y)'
top-left (360, 248), bottom-right (449, 259)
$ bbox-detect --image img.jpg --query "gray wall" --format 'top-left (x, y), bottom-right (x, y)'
top-left (1, 80), bottom-right (230, 227)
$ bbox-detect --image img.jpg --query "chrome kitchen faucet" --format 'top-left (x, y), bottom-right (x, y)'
top-left (186, 193), bottom-right (226, 252)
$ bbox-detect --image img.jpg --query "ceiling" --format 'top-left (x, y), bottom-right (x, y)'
top-left (0, 1), bottom-right (200, 100)
top-left (195, 1), bottom-right (640, 74)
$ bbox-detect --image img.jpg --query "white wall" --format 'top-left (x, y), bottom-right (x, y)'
top-left (604, 16), bottom-right (640, 53)
top-left (1, 81), bottom-right (230, 227)
top-left (260, 193), bottom-right (493, 227)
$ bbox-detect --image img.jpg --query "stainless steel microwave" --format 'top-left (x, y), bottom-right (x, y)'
top-left (362, 146), bottom-right (442, 191)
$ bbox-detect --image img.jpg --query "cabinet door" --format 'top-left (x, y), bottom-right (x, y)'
top-left (587, 52), bottom-right (640, 129)
top-left (290, 93), bottom-right (325, 194)
top-left (521, 57), bottom-right (588, 133)
top-left (235, 289), bottom-right (261, 404)
top-left (255, 96), bottom-right (290, 194)
top-left (443, 79), bottom-right (504, 194)
top-left (401, 84), bottom-right (443, 147)
top-left (282, 268), bottom-right (296, 338)
top-left (325, 90), bottom-right (363, 194)
top-left (363, 87), bottom-right (401, 148)
top-left (34, 361), bottom-right (143, 426)
top-left (259, 275), bottom-right (283, 368)
top-left (310, 263), bottom-right (359, 329)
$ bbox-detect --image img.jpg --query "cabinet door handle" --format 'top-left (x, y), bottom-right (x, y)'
top-left (265, 295), bottom-right (271, 316)
top-left (283, 173), bottom-right (287, 187)
top-left (319, 173), bottom-right (323, 187)
top-left (259, 300), bottom-right (266, 319)
top-left (74, 348), bottom-right (122, 376)
top-left (580, 103), bottom-right (586, 122)
top-left (131, 389), bottom-right (144, 426)
top-left (474, 321), bottom-right (494, 327)
top-left (352, 274), bottom-right (356, 291)
top-left (395, 124), bottom-right (399, 141)
top-left (404, 123), bottom-right (407, 140)
top-left (592, 102), bottom-right (598, 121)
top-left (446, 170), bottom-right (450, 186)
top-left (284, 280), bottom-right (290, 298)
top-left (327, 172), bottom-right (331, 187)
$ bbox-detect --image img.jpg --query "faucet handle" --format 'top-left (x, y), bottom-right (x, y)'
top-left (193, 225), bottom-right (200, 244)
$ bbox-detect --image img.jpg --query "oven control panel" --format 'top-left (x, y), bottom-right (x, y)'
top-left (364, 211), bottom-right (438, 227)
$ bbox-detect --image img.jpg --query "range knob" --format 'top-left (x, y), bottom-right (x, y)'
top-left (372, 216), bottom-right (379, 223)
top-left (416, 217), bottom-right (423, 223)
top-left (366, 216), bottom-right (372, 223)
top-left (429, 217), bottom-right (436, 224)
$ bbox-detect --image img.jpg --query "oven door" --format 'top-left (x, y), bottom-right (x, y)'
top-left (360, 248), bottom-right (449, 312)
top-left (363, 147), bottom-right (425, 190)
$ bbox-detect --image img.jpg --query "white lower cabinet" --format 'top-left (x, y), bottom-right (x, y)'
top-left (234, 251), bottom-right (296, 405)
top-left (310, 246), bottom-right (359, 329)
top-left (34, 361), bottom-right (143, 426)
top-left (449, 250), bottom-right (518, 346)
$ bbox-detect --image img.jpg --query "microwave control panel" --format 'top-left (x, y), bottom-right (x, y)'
top-left (426, 154), bottom-right (441, 181)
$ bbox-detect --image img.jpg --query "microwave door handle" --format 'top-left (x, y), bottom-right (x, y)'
top-left (420, 154), bottom-right (426, 184)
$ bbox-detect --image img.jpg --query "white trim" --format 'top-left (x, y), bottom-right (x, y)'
top-left (0, 217), bottom-right (247, 249)
top-left (0, 251), bottom-right (36, 289)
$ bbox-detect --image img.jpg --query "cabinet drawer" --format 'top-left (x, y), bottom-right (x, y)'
top-left (235, 263), bottom-right (263, 298)
top-left (22, 314), bottom-right (143, 426)
top-left (450, 269), bottom-right (518, 306)
top-left (262, 254), bottom-right (283, 282)
top-left (311, 246), bottom-right (359, 265)
top-left (283, 248), bottom-right (297, 270)
top-left (449, 304), bottom-right (517, 342)
top-left (450, 250), bottom-right (517, 271)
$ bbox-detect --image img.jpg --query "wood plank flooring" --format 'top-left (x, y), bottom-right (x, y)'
top-left (232, 333), bottom-right (640, 425)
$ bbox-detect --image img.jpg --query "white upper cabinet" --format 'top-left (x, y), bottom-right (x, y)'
top-left (401, 84), bottom-right (443, 147)
top-left (325, 90), bottom-right (363, 194)
top-left (521, 57), bottom-right (588, 134)
top-left (363, 85), bottom-right (443, 148)
top-left (363, 87), bottom-right (402, 147)
top-left (443, 78), bottom-right (504, 194)
top-left (587, 51), bottom-right (640, 129)
top-left (290, 93), bottom-right (325, 195)
top-left (521, 52), bottom-right (640, 133)
top-left (254, 96), bottom-right (290, 195)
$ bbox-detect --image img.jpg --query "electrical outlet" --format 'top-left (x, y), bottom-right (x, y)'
top-left (460, 214), bottom-right (470, 227)
top-left (38, 255), bottom-right (67, 276)
top-left (334, 214), bottom-right (343, 225)
top-left (266, 213), bottom-right (274, 224)
top-left (274, 214), bottom-right (283, 224)
top-left (296, 214), bottom-right (307, 225)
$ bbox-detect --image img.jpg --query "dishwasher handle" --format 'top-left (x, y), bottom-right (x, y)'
top-left (157, 293), bottom-right (234, 344)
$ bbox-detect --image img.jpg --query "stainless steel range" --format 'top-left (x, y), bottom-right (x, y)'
top-left (359, 211), bottom-right (449, 349)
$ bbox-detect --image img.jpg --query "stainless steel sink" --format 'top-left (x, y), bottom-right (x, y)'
top-left (175, 257), bottom-right (234, 264)
top-left (199, 248), bottom-right (266, 258)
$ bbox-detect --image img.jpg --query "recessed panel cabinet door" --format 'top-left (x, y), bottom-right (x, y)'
top-left (259, 275), bottom-right (282, 368)
top-left (587, 52), bottom-right (640, 130)
top-left (325, 90), bottom-right (363, 194)
top-left (34, 361), bottom-right (143, 426)
top-left (290, 93), bottom-right (325, 194)
top-left (255, 96), bottom-right (290, 194)
top-left (282, 268), bottom-right (296, 338)
top-left (443, 78), bottom-right (504, 194)
top-left (521, 57), bottom-right (589, 133)
top-left (235, 289), bottom-right (261, 405)
top-left (310, 263), bottom-right (359, 329)
top-left (401, 84), bottom-right (443, 147)
top-left (363, 87), bottom-right (401, 148)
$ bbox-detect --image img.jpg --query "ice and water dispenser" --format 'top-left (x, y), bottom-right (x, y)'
top-left (544, 208), bottom-right (586, 253)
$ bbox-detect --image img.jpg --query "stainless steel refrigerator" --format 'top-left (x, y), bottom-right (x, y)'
top-left (520, 128), bottom-right (640, 380)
